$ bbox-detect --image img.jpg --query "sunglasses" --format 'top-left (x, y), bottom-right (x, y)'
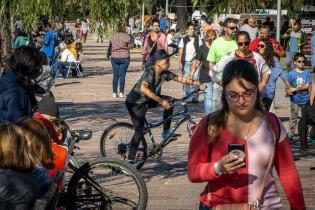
top-left (258, 44), bottom-right (266, 49)
top-left (296, 60), bottom-right (305, 63)
top-left (227, 26), bottom-right (237, 30)
top-left (237, 41), bottom-right (250, 47)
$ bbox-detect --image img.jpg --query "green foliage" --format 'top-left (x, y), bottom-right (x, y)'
top-left (192, 0), bottom-right (306, 16)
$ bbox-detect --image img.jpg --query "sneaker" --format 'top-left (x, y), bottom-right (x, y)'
top-left (112, 93), bottom-right (117, 98)
top-left (119, 93), bottom-right (124, 98)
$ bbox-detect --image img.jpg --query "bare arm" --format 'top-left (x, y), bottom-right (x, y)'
top-left (140, 81), bottom-right (171, 109)
top-left (291, 84), bottom-right (310, 93)
top-left (189, 60), bottom-right (201, 79)
top-left (283, 80), bottom-right (293, 96)
top-left (258, 73), bottom-right (271, 92)
top-left (178, 48), bottom-right (183, 70)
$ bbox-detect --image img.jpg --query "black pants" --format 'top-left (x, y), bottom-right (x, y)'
top-left (125, 97), bottom-right (174, 160)
top-left (262, 97), bottom-right (273, 111)
top-left (298, 100), bottom-right (315, 149)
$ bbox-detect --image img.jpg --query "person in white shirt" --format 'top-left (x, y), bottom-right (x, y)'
top-left (178, 22), bottom-right (203, 102)
top-left (167, 29), bottom-right (178, 54)
top-left (53, 42), bottom-right (77, 79)
top-left (240, 17), bottom-right (258, 41)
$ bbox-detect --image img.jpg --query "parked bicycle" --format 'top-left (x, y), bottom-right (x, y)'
top-left (59, 129), bottom-right (148, 210)
top-left (100, 90), bottom-right (204, 170)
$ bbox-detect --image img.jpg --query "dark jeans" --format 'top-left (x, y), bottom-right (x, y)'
top-left (125, 97), bottom-right (174, 161)
top-left (111, 57), bottom-right (130, 94)
top-left (298, 100), bottom-right (315, 149)
top-left (262, 97), bottom-right (273, 111)
top-left (53, 61), bottom-right (77, 78)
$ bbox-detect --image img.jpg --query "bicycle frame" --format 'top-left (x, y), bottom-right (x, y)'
top-left (144, 102), bottom-right (195, 148)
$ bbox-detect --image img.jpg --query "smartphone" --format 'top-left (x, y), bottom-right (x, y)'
top-left (228, 144), bottom-right (246, 168)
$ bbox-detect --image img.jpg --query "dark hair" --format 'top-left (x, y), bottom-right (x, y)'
top-left (207, 59), bottom-right (264, 142)
top-left (224, 18), bottom-right (237, 27)
top-left (236, 31), bottom-right (250, 42)
top-left (9, 46), bottom-right (43, 79)
top-left (294, 53), bottom-right (305, 61)
top-left (186, 22), bottom-right (195, 29)
top-left (51, 118), bottom-right (69, 144)
top-left (260, 24), bottom-right (271, 31)
top-left (152, 19), bottom-right (160, 26)
top-left (259, 38), bottom-right (275, 68)
top-left (44, 22), bottom-right (52, 28)
top-left (170, 29), bottom-right (175, 33)
top-left (144, 50), bottom-right (170, 70)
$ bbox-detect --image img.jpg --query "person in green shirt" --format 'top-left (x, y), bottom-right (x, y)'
top-left (207, 18), bottom-right (238, 111)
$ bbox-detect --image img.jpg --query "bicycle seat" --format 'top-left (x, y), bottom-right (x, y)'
top-left (70, 129), bottom-right (92, 141)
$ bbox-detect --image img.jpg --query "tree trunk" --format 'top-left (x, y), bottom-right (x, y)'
top-left (175, 0), bottom-right (187, 31)
top-left (0, 5), bottom-right (11, 67)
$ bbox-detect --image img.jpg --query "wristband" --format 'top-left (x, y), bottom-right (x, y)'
top-left (214, 162), bottom-right (222, 177)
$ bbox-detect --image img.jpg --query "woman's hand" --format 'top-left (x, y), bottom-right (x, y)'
top-left (218, 154), bottom-right (245, 174)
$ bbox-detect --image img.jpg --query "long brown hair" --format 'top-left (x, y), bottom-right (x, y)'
top-left (0, 123), bottom-right (35, 171)
top-left (259, 38), bottom-right (275, 68)
top-left (207, 59), bottom-right (264, 142)
top-left (18, 118), bottom-right (55, 169)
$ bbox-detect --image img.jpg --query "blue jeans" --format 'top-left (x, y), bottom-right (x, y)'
top-left (182, 60), bottom-right (199, 101)
top-left (204, 82), bottom-right (214, 114)
top-left (111, 57), bottom-right (130, 94)
top-left (285, 51), bottom-right (297, 71)
top-left (53, 61), bottom-right (75, 79)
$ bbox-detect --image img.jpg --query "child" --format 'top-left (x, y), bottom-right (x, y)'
top-left (288, 53), bottom-right (312, 140)
top-left (51, 118), bottom-right (70, 146)
top-left (18, 118), bottom-right (54, 195)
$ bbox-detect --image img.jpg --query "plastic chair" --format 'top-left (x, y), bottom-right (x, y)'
top-left (65, 54), bottom-right (83, 78)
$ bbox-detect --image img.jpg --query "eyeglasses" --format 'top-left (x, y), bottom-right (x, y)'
top-left (296, 60), bottom-right (305, 63)
top-left (227, 26), bottom-right (237, 31)
top-left (258, 44), bottom-right (266, 49)
top-left (237, 41), bottom-right (250, 47)
top-left (225, 89), bottom-right (256, 102)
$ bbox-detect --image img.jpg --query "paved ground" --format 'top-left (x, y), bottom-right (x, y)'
top-left (52, 39), bottom-right (315, 210)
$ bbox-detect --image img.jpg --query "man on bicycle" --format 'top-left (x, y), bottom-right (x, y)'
top-left (125, 50), bottom-right (206, 164)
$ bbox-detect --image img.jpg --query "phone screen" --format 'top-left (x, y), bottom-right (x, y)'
top-left (228, 144), bottom-right (246, 168)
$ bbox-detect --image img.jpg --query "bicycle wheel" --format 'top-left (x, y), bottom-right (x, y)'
top-left (100, 122), bottom-right (147, 170)
top-left (67, 157), bottom-right (148, 210)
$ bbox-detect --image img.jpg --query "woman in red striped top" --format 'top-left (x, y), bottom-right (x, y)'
top-left (188, 59), bottom-right (305, 210)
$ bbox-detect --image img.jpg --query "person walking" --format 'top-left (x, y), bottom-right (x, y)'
top-left (107, 24), bottom-right (133, 98)
top-left (212, 31), bottom-right (271, 109)
top-left (283, 21), bottom-right (306, 71)
top-left (250, 24), bottom-right (285, 58)
top-left (178, 22), bottom-right (203, 102)
top-left (188, 59), bottom-right (305, 210)
top-left (287, 53), bottom-right (311, 141)
top-left (142, 20), bottom-right (168, 69)
top-left (258, 38), bottom-right (293, 111)
top-left (207, 18), bottom-right (238, 110)
top-left (189, 29), bottom-right (217, 113)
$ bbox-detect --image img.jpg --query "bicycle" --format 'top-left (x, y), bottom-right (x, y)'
top-left (59, 128), bottom-right (148, 210)
top-left (100, 90), bottom-right (204, 170)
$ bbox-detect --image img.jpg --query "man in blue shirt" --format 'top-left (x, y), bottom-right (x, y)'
top-left (159, 15), bottom-right (168, 32)
top-left (37, 23), bottom-right (57, 65)
top-left (288, 53), bottom-right (312, 140)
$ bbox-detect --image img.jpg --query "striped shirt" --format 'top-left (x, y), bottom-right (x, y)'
top-left (109, 32), bottom-right (132, 58)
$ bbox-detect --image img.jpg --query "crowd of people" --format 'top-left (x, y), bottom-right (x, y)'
top-left (111, 15), bottom-right (313, 209)
top-left (0, 12), bottom-right (314, 209)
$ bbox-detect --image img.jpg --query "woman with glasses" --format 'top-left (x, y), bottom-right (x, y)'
top-left (259, 38), bottom-right (293, 111)
top-left (188, 59), bottom-right (305, 210)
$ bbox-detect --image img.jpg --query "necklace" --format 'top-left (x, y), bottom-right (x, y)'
top-left (244, 117), bottom-right (255, 140)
